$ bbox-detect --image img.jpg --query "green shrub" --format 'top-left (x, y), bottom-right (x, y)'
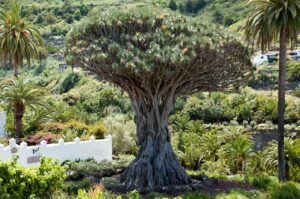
top-left (254, 95), bottom-right (278, 123)
top-left (40, 122), bottom-right (67, 133)
top-left (59, 73), bottom-right (81, 94)
top-left (183, 93), bottom-right (234, 123)
top-left (64, 178), bottom-right (92, 195)
top-left (46, 44), bottom-right (60, 54)
top-left (285, 100), bottom-right (300, 123)
top-left (80, 5), bottom-right (89, 16)
top-left (75, 185), bottom-right (115, 199)
top-left (35, 15), bottom-right (44, 24)
top-left (270, 182), bottom-right (300, 199)
top-left (0, 157), bottom-right (66, 199)
top-left (292, 86), bottom-right (300, 98)
top-left (0, 137), bottom-right (8, 146)
top-left (287, 61), bottom-right (300, 81)
top-left (103, 113), bottom-right (136, 155)
top-left (248, 175), bottom-right (278, 190)
top-left (65, 13), bottom-right (74, 24)
top-left (87, 122), bottom-right (107, 139)
top-left (52, 26), bottom-right (69, 36)
top-left (74, 9), bottom-right (81, 20)
top-left (181, 192), bottom-right (211, 199)
top-left (216, 189), bottom-right (259, 199)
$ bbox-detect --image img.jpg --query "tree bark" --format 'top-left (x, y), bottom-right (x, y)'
top-left (278, 26), bottom-right (287, 181)
top-left (120, 94), bottom-right (191, 190)
top-left (14, 106), bottom-right (24, 138)
top-left (13, 62), bottom-right (18, 78)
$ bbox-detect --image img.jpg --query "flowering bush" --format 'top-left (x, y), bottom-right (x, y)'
top-left (23, 132), bottom-right (60, 146)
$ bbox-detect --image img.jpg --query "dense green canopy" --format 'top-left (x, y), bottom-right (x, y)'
top-left (67, 7), bottom-right (253, 96)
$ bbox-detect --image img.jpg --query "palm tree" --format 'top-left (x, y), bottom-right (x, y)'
top-left (0, 0), bottom-right (44, 78)
top-left (245, 0), bottom-right (300, 181)
top-left (224, 135), bottom-right (252, 174)
top-left (0, 79), bottom-right (46, 138)
top-left (263, 139), bottom-right (300, 180)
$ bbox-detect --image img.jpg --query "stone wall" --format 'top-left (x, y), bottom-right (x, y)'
top-left (0, 112), bottom-right (6, 137)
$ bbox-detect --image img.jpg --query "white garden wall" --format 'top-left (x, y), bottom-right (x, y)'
top-left (0, 112), bottom-right (6, 137)
top-left (0, 136), bottom-right (112, 167)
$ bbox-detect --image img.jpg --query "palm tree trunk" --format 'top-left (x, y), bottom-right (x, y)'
top-left (278, 26), bottom-right (287, 181)
top-left (13, 62), bottom-right (18, 78)
top-left (14, 106), bottom-right (25, 138)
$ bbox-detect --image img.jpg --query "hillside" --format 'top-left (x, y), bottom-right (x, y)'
top-left (167, 0), bottom-right (251, 27)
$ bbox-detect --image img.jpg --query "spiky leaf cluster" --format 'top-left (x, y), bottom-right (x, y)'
top-left (66, 7), bottom-right (253, 96)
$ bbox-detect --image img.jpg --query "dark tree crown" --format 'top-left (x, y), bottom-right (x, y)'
top-left (66, 6), bottom-right (253, 96)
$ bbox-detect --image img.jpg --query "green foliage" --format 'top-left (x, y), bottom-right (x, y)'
top-left (59, 72), bottom-right (81, 94)
top-left (245, 0), bottom-right (300, 52)
top-left (0, 0), bottom-right (44, 76)
top-left (254, 95), bottom-right (278, 123)
top-left (262, 139), bottom-right (300, 181)
top-left (79, 4), bottom-right (89, 16)
top-left (270, 182), bottom-right (300, 199)
top-left (46, 44), bottom-right (60, 54)
top-left (64, 178), bottom-right (92, 195)
top-left (66, 6), bottom-right (251, 95)
top-left (287, 61), bottom-right (300, 81)
top-left (35, 14), bottom-right (44, 24)
top-left (169, 0), bottom-right (177, 11)
top-left (74, 9), bottom-right (81, 20)
top-left (0, 157), bottom-right (66, 199)
top-left (64, 156), bottom-right (134, 194)
top-left (180, 192), bottom-right (211, 199)
top-left (0, 78), bottom-right (47, 137)
top-left (103, 113), bottom-right (137, 155)
top-left (248, 175), bottom-right (278, 191)
top-left (87, 122), bottom-right (107, 139)
top-left (65, 13), bottom-right (74, 24)
top-left (180, 89), bottom-right (300, 124)
top-left (292, 86), bottom-right (300, 98)
top-left (215, 189), bottom-right (260, 199)
top-left (212, 10), bottom-right (223, 24)
top-left (180, 0), bottom-right (206, 14)
top-left (224, 16), bottom-right (234, 27)
top-left (223, 132), bottom-right (252, 174)
top-left (183, 93), bottom-right (234, 123)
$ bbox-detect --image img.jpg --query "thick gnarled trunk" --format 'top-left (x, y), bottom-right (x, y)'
top-left (121, 95), bottom-right (191, 190)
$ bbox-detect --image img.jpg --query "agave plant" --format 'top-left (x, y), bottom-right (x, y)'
top-left (0, 79), bottom-right (46, 137)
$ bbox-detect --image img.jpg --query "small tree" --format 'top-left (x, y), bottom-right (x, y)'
top-left (185, 0), bottom-right (195, 13)
top-left (169, 0), bottom-right (177, 11)
top-left (66, 7), bottom-right (253, 190)
top-left (178, 3), bottom-right (185, 13)
top-left (195, 0), bottom-right (206, 11)
top-left (0, 79), bottom-right (46, 138)
top-left (46, 14), bottom-right (56, 39)
top-left (212, 10), bottom-right (224, 24)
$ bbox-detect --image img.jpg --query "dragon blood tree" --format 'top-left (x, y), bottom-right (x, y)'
top-left (66, 7), bottom-right (253, 190)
